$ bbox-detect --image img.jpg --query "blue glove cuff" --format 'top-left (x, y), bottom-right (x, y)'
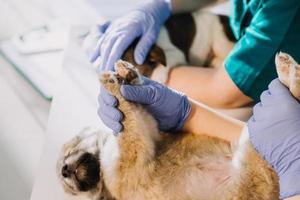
top-left (279, 168), bottom-right (300, 199)
top-left (165, 0), bottom-right (172, 12)
top-left (171, 95), bottom-right (191, 132)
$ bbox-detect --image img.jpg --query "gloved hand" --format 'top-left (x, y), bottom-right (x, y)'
top-left (98, 86), bottom-right (123, 135)
top-left (90, 0), bottom-right (171, 71)
top-left (248, 79), bottom-right (300, 199)
top-left (98, 77), bottom-right (191, 134)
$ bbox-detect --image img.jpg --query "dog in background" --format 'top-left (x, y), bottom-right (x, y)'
top-left (56, 53), bottom-right (300, 199)
top-left (83, 10), bottom-right (235, 83)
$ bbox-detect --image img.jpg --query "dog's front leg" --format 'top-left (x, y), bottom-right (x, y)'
top-left (99, 61), bottom-right (161, 199)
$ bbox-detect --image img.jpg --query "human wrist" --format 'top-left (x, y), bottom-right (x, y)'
top-left (137, 0), bottom-right (171, 24)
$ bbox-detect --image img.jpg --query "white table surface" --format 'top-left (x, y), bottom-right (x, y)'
top-left (30, 27), bottom-right (110, 200)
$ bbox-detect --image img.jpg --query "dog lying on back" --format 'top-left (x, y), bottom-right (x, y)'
top-left (85, 11), bottom-right (235, 83)
top-left (56, 52), bottom-right (300, 200)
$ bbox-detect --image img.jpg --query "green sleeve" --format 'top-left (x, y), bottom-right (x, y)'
top-left (225, 0), bottom-right (300, 102)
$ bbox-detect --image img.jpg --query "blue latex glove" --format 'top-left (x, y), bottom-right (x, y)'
top-left (90, 0), bottom-right (171, 71)
top-left (98, 86), bottom-right (123, 135)
top-left (248, 79), bottom-right (300, 199)
top-left (98, 77), bottom-right (191, 134)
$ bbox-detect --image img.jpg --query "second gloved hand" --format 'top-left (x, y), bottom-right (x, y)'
top-left (121, 78), bottom-right (191, 132)
top-left (248, 79), bottom-right (300, 199)
top-left (98, 77), bottom-right (191, 134)
top-left (91, 0), bottom-right (171, 71)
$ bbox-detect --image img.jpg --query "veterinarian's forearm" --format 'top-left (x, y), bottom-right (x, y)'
top-left (167, 66), bottom-right (253, 108)
top-left (286, 196), bottom-right (300, 200)
top-left (183, 99), bottom-right (244, 142)
top-left (170, 0), bottom-right (217, 13)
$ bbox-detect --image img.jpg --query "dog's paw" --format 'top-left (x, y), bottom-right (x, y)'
top-left (99, 60), bottom-right (143, 95)
top-left (99, 71), bottom-right (120, 93)
top-left (115, 60), bottom-right (143, 85)
top-left (275, 52), bottom-right (300, 100)
top-left (275, 52), bottom-right (296, 86)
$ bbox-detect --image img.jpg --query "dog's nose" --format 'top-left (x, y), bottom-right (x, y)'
top-left (62, 165), bottom-right (72, 178)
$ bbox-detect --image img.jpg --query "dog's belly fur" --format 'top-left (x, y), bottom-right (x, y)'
top-left (101, 107), bottom-right (278, 200)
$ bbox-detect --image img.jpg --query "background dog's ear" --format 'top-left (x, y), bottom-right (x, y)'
top-left (148, 45), bottom-right (167, 66)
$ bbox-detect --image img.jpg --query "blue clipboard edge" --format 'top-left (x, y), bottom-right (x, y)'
top-left (0, 47), bottom-right (53, 101)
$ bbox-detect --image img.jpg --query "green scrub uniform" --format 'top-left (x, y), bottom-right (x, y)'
top-left (224, 0), bottom-right (300, 102)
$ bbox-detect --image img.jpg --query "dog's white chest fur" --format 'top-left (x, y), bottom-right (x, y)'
top-left (100, 133), bottom-right (120, 188)
top-left (232, 126), bottom-right (250, 169)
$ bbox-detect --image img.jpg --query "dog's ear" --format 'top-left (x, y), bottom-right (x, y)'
top-left (148, 45), bottom-right (167, 66)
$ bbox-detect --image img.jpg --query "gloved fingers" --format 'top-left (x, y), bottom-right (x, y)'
top-left (268, 78), bottom-right (291, 96)
top-left (89, 22), bottom-right (111, 63)
top-left (99, 87), bottom-right (118, 106)
top-left (259, 90), bottom-right (272, 106)
top-left (106, 34), bottom-right (137, 73)
top-left (134, 30), bottom-right (157, 65)
top-left (98, 100), bottom-right (123, 122)
top-left (90, 34), bottom-right (105, 63)
top-left (91, 25), bottom-right (116, 68)
top-left (99, 34), bottom-right (119, 71)
top-left (251, 102), bottom-right (269, 122)
top-left (97, 21), bottom-right (111, 33)
top-left (247, 115), bottom-right (256, 125)
top-left (98, 107), bottom-right (123, 133)
top-left (120, 84), bottom-right (157, 104)
top-left (247, 111), bottom-right (265, 137)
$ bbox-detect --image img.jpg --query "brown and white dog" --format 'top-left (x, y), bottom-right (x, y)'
top-left (84, 11), bottom-right (236, 83)
top-left (124, 11), bottom-right (235, 83)
top-left (57, 52), bottom-right (300, 200)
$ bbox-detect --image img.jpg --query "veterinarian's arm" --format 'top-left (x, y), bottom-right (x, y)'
top-left (183, 99), bottom-right (244, 142)
top-left (223, 0), bottom-right (300, 103)
top-left (170, 0), bottom-right (217, 13)
top-left (169, 0), bottom-right (300, 108)
top-left (167, 65), bottom-right (253, 108)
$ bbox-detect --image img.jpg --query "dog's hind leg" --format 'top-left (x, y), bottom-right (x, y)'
top-left (275, 52), bottom-right (300, 100)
